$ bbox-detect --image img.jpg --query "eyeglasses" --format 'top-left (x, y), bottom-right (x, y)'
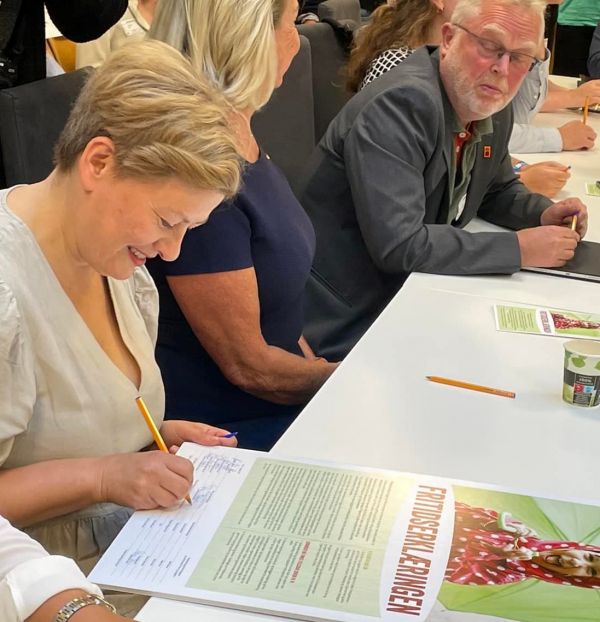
top-left (453, 23), bottom-right (544, 73)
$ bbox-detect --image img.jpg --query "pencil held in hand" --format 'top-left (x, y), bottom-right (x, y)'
top-left (135, 396), bottom-right (192, 504)
top-left (571, 214), bottom-right (578, 231)
top-left (583, 95), bottom-right (590, 126)
top-left (426, 376), bottom-right (516, 399)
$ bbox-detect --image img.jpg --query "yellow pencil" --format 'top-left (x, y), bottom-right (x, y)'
top-left (426, 376), bottom-right (516, 399)
top-left (583, 95), bottom-right (590, 126)
top-left (135, 396), bottom-right (192, 504)
top-left (571, 214), bottom-right (578, 231)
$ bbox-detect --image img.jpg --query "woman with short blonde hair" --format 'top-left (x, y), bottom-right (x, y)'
top-left (0, 40), bottom-right (240, 616)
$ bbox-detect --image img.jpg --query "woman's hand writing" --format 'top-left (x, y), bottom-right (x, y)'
top-left (96, 451), bottom-right (193, 510)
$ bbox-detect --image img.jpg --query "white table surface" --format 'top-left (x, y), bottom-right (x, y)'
top-left (139, 271), bottom-right (600, 621)
top-left (138, 90), bottom-right (600, 622)
top-left (274, 271), bottom-right (600, 503)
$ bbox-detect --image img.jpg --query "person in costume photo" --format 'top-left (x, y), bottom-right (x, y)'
top-left (446, 501), bottom-right (600, 587)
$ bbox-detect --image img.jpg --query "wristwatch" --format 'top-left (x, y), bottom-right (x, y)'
top-left (54, 595), bottom-right (116, 622)
top-left (512, 160), bottom-right (528, 173)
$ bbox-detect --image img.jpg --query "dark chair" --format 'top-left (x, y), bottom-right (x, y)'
top-left (318, 0), bottom-right (361, 28)
top-left (252, 35), bottom-right (315, 195)
top-left (298, 22), bottom-right (351, 143)
top-left (0, 68), bottom-right (90, 187)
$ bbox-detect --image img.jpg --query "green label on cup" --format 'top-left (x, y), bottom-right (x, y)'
top-left (563, 369), bottom-right (600, 407)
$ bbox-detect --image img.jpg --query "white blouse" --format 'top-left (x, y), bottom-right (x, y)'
top-left (0, 186), bottom-right (164, 467)
top-left (0, 186), bottom-right (164, 581)
top-left (0, 515), bottom-right (101, 622)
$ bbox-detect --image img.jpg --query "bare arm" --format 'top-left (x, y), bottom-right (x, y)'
top-left (541, 79), bottom-right (600, 111)
top-left (0, 459), bottom-right (102, 528)
top-left (166, 269), bottom-right (337, 405)
top-left (0, 451), bottom-right (193, 528)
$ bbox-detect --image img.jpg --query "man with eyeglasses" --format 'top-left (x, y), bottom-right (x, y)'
top-left (299, 0), bottom-right (588, 361)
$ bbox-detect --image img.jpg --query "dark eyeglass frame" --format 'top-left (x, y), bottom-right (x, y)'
top-left (452, 23), bottom-right (546, 73)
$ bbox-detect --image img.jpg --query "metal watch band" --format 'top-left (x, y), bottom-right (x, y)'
top-left (54, 595), bottom-right (116, 622)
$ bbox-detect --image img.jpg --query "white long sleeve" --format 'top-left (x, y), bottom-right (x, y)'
top-left (509, 50), bottom-right (562, 153)
top-left (0, 516), bottom-right (101, 622)
top-left (509, 122), bottom-right (563, 153)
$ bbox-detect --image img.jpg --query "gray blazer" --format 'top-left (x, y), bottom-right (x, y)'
top-left (299, 46), bottom-right (552, 360)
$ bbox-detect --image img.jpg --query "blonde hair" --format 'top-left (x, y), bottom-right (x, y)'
top-left (346, 0), bottom-right (439, 93)
top-left (54, 40), bottom-right (241, 198)
top-left (149, 0), bottom-right (287, 112)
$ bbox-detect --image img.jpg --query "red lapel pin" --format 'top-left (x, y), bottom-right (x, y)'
top-left (483, 145), bottom-right (492, 158)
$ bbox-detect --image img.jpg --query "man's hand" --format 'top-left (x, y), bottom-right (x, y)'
top-left (541, 197), bottom-right (588, 237)
top-left (559, 120), bottom-right (596, 150)
top-left (517, 226), bottom-right (579, 267)
top-left (570, 79), bottom-right (600, 107)
top-left (518, 161), bottom-right (570, 198)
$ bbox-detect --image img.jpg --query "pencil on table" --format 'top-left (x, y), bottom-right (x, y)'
top-left (135, 396), bottom-right (192, 504)
top-left (426, 376), bottom-right (516, 399)
top-left (583, 95), bottom-right (590, 125)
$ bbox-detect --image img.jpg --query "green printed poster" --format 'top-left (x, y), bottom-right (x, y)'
top-left (187, 459), bottom-right (412, 615)
top-left (89, 446), bottom-right (600, 622)
top-left (495, 304), bottom-right (600, 339)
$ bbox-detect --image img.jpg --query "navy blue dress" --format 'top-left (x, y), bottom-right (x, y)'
top-left (148, 153), bottom-right (316, 451)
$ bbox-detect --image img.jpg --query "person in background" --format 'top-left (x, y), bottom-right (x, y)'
top-left (553, 0), bottom-right (600, 77)
top-left (76, 0), bottom-right (157, 68)
top-left (0, 0), bottom-right (127, 88)
top-left (509, 1), bottom-right (599, 155)
top-left (346, 0), bottom-right (457, 93)
top-left (296, 0), bottom-right (322, 24)
top-left (0, 515), bottom-right (129, 622)
top-left (300, 0), bottom-right (588, 361)
top-left (0, 40), bottom-right (240, 617)
top-left (346, 0), bottom-right (571, 198)
top-left (147, 0), bottom-right (338, 453)
top-left (587, 20), bottom-right (600, 78)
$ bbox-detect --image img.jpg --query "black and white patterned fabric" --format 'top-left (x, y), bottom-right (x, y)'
top-left (359, 46), bottom-right (414, 90)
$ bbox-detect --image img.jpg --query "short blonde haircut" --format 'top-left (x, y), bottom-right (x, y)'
top-left (149, 0), bottom-right (287, 112)
top-left (54, 40), bottom-right (241, 198)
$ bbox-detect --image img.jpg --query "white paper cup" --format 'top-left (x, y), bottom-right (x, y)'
top-left (563, 340), bottom-right (600, 407)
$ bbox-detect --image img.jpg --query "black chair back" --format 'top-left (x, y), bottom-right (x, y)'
top-left (252, 35), bottom-right (315, 195)
top-left (298, 22), bottom-right (351, 143)
top-left (0, 68), bottom-right (90, 187)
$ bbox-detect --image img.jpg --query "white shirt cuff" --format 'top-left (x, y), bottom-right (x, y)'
top-left (6, 555), bottom-right (102, 621)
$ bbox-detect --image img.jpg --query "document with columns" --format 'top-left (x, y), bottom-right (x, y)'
top-left (90, 445), bottom-right (600, 622)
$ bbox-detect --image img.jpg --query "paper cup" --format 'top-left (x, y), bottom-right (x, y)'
top-left (563, 340), bottom-right (600, 407)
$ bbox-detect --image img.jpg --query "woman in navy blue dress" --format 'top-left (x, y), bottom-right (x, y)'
top-left (148, 0), bottom-right (338, 451)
